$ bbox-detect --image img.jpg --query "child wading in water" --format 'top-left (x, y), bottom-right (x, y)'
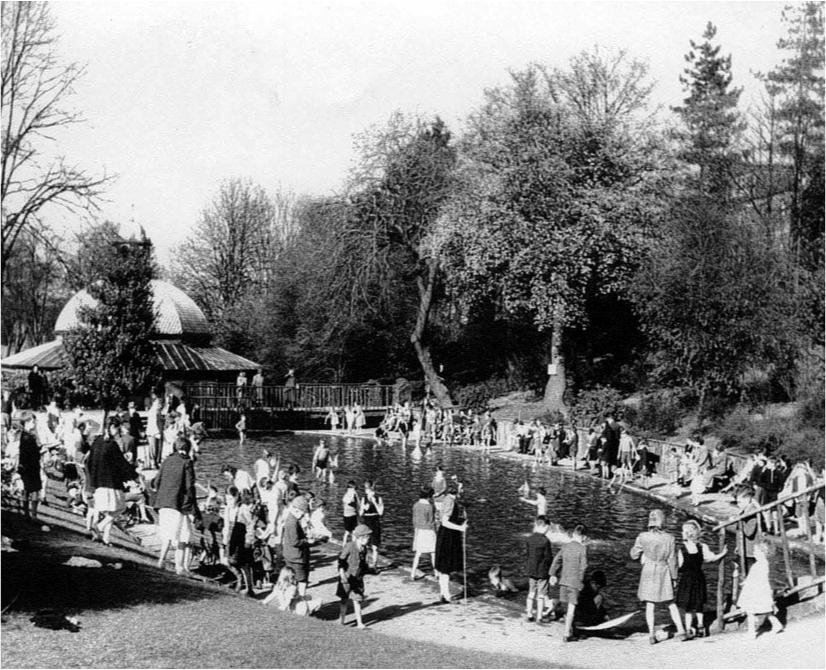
top-left (235, 410), bottom-right (247, 447)
top-left (737, 540), bottom-right (784, 639)
top-left (338, 524), bottom-right (373, 628)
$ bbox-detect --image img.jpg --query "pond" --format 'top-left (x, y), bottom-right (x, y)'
top-left (193, 431), bottom-right (787, 617)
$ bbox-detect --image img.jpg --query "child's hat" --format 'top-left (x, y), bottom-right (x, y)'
top-left (353, 524), bottom-right (372, 538)
top-left (291, 495), bottom-right (309, 513)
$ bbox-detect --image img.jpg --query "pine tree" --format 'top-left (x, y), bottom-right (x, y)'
top-left (61, 225), bottom-right (160, 409)
top-left (763, 2), bottom-right (825, 265)
top-left (672, 22), bottom-right (745, 194)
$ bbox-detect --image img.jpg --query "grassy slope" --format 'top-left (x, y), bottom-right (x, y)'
top-left (1, 513), bottom-right (551, 669)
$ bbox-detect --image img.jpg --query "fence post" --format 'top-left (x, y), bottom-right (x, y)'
top-left (800, 502), bottom-right (818, 580)
top-left (716, 526), bottom-right (726, 634)
top-left (776, 508), bottom-right (795, 589)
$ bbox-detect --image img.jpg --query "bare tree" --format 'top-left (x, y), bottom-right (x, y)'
top-left (1, 1), bottom-right (111, 278)
top-left (171, 178), bottom-right (296, 326)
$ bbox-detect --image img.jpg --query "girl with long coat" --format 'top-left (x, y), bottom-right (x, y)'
top-left (630, 509), bottom-right (689, 644)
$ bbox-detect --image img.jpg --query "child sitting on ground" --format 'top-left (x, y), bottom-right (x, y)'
top-left (488, 565), bottom-right (518, 592)
top-left (262, 565), bottom-right (320, 615)
top-left (577, 570), bottom-right (608, 628)
top-left (309, 499), bottom-right (333, 541)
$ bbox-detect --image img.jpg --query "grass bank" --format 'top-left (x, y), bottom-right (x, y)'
top-left (0, 512), bottom-right (549, 669)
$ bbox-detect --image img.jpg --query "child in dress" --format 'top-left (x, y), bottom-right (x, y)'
top-left (309, 499), bottom-right (333, 541)
top-left (676, 520), bottom-right (726, 638)
top-left (737, 540), bottom-right (784, 639)
top-left (488, 565), bottom-right (518, 592)
top-left (262, 566), bottom-right (320, 615)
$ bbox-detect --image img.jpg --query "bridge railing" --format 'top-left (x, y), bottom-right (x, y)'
top-left (711, 481), bottom-right (824, 632)
top-left (182, 382), bottom-right (395, 429)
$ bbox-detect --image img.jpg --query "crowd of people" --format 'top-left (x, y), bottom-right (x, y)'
top-left (1, 387), bottom-right (824, 641)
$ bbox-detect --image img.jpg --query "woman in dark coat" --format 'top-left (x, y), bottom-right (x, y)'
top-left (434, 484), bottom-right (467, 604)
top-left (17, 411), bottom-right (42, 521)
top-left (87, 416), bottom-right (136, 545)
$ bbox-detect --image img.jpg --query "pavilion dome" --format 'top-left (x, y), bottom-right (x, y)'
top-left (54, 279), bottom-right (211, 340)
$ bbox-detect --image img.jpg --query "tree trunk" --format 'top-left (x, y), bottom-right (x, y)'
top-left (411, 259), bottom-right (453, 408)
top-left (543, 320), bottom-right (568, 417)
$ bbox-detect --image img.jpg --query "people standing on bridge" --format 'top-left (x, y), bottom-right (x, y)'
top-left (236, 371), bottom-right (247, 402)
top-left (284, 368), bottom-right (296, 409)
top-left (630, 509), bottom-right (688, 644)
top-left (252, 368), bottom-right (264, 407)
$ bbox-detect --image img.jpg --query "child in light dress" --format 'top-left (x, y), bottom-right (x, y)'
top-left (262, 566), bottom-right (320, 615)
top-left (737, 540), bottom-right (784, 639)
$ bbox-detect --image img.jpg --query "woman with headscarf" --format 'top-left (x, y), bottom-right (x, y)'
top-left (630, 509), bottom-right (689, 644)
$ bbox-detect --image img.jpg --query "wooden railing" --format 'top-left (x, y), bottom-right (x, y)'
top-left (182, 382), bottom-right (395, 430)
top-left (711, 482), bottom-right (824, 632)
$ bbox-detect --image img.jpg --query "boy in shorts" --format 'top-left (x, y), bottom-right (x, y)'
top-left (524, 515), bottom-right (553, 623)
top-left (338, 524), bottom-right (372, 628)
top-left (549, 523), bottom-right (588, 642)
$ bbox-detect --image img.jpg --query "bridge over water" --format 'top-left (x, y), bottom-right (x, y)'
top-left (182, 382), bottom-right (396, 430)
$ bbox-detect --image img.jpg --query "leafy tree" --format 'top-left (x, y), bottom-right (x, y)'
top-left (336, 113), bottom-right (458, 406)
top-left (1, 1), bottom-right (111, 278)
top-left (631, 195), bottom-right (798, 421)
top-left (60, 225), bottom-right (159, 409)
top-left (671, 22), bottom-right (745, 194)
top-left (441, 53), bottom-right (667, 413)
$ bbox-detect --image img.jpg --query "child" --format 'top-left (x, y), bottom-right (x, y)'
top-left (577, 570), bottom-right (608, 628)
top-left (676, 520), bottom-right (727, 638)
top-left (690, 466), bottom-right (708, 506)
top-left (488, 565), bottom-right (518, 592)
top-left (235, 410), bottom-right (247, 447)
top-left (664, 447), bottom-right (680, 488)
top-left (262, 566), bottom-right (320, 615)
top-left (736, 540), bottom-right (784, 639)
top-left (636, 440), bottom-right (651, 488)
top-left (337, 524), bottom-right (372, 628)
top-left (520, 486), bottom-right (547, 517)
top-left (309, 499), bottom-right (333, 541)
top-left (525, 516), bottom-right (553, 623)
top-left (549, 523), bottom-right (589, 643)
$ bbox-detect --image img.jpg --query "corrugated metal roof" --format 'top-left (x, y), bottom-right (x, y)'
top-left (54, 280), bottom-right (211, 337)
top-left (0, 339), bottom-right (67, 370)
top-left (1, 340), bottom-right (260, 373)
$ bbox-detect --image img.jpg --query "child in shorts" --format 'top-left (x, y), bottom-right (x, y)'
top-left (549, 523), bottom-right (588, 642)
top-left (338, 524), bottom-right (372, 628)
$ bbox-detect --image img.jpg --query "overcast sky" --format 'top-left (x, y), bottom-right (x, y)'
top-left (46, 1), bottom-right (789, 264)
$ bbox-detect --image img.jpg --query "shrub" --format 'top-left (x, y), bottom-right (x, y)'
top-left (452, 377), bottom-right (516, 411)
top-left (570, 386), bottom-right (626, 427)
top-left (633, 391), bottom-right (683, 438)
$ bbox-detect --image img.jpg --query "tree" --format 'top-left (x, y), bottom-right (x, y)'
top-left (671, 22), bottom-right (745, 194)
top-left (1, 227), bottom-right (69, 354)
top-left (60, 226), bottom-right (159, 409)
top-left (441, 54), bottom-right (667, 413)
top-left (1, 1), bottom-right (110, 278)
top-left (762, 2), bottom-right (825, 265)
top-left (334, 113), bottom-right (458, 407)
top-left (171, 178), bottom-right (294, 352)
top-left (631, 195), bottom-right (798, 421)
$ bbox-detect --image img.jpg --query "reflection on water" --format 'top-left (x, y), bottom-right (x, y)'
top-left (194, 432), bottom-right (792, 615)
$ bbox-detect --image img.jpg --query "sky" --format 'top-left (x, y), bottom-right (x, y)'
top-left (42, 1), bottom-right (792, 264)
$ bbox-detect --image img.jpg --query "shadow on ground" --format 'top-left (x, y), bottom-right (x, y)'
top-left (1, 512), bottom-right (220, 618)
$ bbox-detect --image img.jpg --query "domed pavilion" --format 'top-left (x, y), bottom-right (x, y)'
top-left (1, 280), bottom-right (261, 383)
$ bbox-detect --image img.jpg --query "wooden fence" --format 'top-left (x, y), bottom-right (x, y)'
top-left (182, 382), bottom-right (395, 430)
